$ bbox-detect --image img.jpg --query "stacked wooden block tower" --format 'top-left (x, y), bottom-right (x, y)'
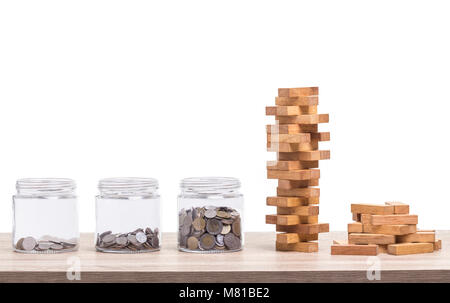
top-left (331, 202), bottom-right (442, 255)
top-left (265, 86), bottom-right (330, 252)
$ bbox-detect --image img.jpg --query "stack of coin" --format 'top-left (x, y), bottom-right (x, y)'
top-left (15, 236), bottom-right (78, 253)
top-left (178, 206), bottom-right (242, 252)
top-left (96, 227), bottom-right (160, 252)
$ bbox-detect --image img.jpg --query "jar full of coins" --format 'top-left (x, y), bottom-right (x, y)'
top-left (12, 178), bottom-right (80, 253)
top-left (178, 177), bottom-right (243, 253)
top-left (95, 178), bottom-right (161, 253)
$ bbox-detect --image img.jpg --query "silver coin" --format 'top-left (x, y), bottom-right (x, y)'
top-left (61, 241), bottom-right (77, 248)
top-left (50, 243), bottom-right (64, 250)
top-left (205, 205), bottom-right (217, 210)
top-left (205, 209), bottom-right (217, 219)
top-left (38, 241), bottom-right (53, 250)
top-left (102, 234), bottom-right (116, 244)
top-left (99, 230), bottom-right (112, 239)
top-left (224, 233), bottom-right (241, 250)
top-left (127, 234), bottom-right (139, 246)
top-left (215, 234), bottom-right (224, 246)
top-left (22, 237), bottom-right (37, 251)
top-left (115, 236), bottom-right (128, 246)
top-left (135, 232), bottom-right (147, 244)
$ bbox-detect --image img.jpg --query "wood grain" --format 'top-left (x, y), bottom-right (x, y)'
top-left (385, 201), bottom-right (410, 214)
top-left (1, 232), bottom-right (449, 283)
top-left (348, 233), bottom-right (396, 245)
top-left (266, 124), bottom-right (318, 134)
top-left (278, 150), bottom-right (330, 161)
top-left (278, 87), bottom-right (318, 97)
top-left (361, 214), bottom-right (418, 225)
top-left (267, 160), bottom-right (319, 171)
top-left (351, 204), bottom-right (395, 215)
top-left (331, 244), bottom-right (378, 256)
top-left (387, 243), bottom-right (434, 255)
top-left (276, 113), bottom-right (329, 124)
top-left (275, 96), bottom-right (319, 106)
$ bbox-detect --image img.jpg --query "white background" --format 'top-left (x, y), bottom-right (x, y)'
top-left (1, 0), bottom-right (449, 233)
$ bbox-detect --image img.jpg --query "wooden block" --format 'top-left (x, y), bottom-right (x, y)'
top-left (267, 214), bottom-right (300, 225)
top-left (277, 187), bottom-right (320, 198)
top-left (387, 243), bottom-right (434, 255)
top-left (267, 160), bottom-right (319, 171)
top-left (278, 150), bottom-right (330, 161)
top-left (266, 214), bottom-right (318, 225)
top-left (299, 216), bottom-right (319, 224)
top-left (277, 223), bottom-right (329, 234)
top-left (418, 229), bottom-right (435, 232)
top-left (276, 233), bottom-right (299, 244)
top-left (277, 114), bottom-right (329, 125)
top-left (362, 214), bottom-right (419, 225)
top-left (348, 233), bottom-right (396, 245)
top-left (351, 204), bottom-right (395, 215)
top-left (266, 106), bottom-right (317, 116)
top-left (266, 124), bottom-right (318, 134)
top-left (385, 201), bottom-right (409, 214)
top-left (311, 132), bottom-right (330, 141)
top-left (331, 244), bottom-right (378, 256)
top-left (278, 87), bottom-right (318, 97)
top-left (276, 233), bottom-right (319, 244)
top-left (266, 214), bottom-right (277, 225)
top-left (276, 241), bottom-right (318, 252)
top-left (277, 205), bottom-right (319, 216)
top-left (267, 133), bottom-right (312, 144)
top-left (397, 232), bottom-right (435, 243)
top-left (378, 244), bottom-right (388, 254)
top-left (278, 179), bottom-right (319, 189)
top-left (360, 214), bottom-right (371, 224)
top-left (363, 224), bottom-right (417, 235)
top-left (267, 169), bottom-right (320, 181)
top-left (352, 213), bottom-right (361, 222)
top-left (266, 196), bottom-right (311, 207)
top-left (267, 141), bottom-right (318, 152)
top-left (275, 96), bottom-right (319, 106)
top-left (434, 240), bottom-right (442, 251)
top-left (348, 223), bottom-right (363, 233)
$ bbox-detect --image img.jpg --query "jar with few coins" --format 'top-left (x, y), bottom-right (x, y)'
top-left (95, 178), bottom-right (161, 253)
top-left (12, 178), bottom-right (80, 253)
top-left (178, 177), bottom-right (244, 253)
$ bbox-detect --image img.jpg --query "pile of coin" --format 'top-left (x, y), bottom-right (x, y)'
top-left (96, 227), bottom-right (160, 252)
top-left (15, 236), bottom-right (78, 253)
top-left (178, 206), bottom-right (242, 252)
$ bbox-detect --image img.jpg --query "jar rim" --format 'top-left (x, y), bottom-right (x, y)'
top-left (16, 178), bottom-right (76, 195)
top-left (98, 177), bottom-right (158, 191)
top-left (180, 177), bottom-right (241, 194)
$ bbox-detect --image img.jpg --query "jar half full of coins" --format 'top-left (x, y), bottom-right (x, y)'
top-left (178, 177), bottom-right (244, 253)
top-left (95, 178), bottom-right (161, 253)
top-left (12, 178), bottom-right (80, 253)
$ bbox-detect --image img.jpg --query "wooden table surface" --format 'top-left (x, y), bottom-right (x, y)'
top-left (0, 232), bottom-right (449, 283)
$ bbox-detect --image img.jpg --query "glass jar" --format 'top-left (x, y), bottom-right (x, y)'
top-left (178, 177), bottom-right (244, 253)
top-left (95, 177), bottom-right (161, 253)
top-left (12, 178), bottom-right (79, 253)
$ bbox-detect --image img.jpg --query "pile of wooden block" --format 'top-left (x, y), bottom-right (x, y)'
top-left (265, 87), bottom-right (330, 252)
top-left (331, 202), bottom-right (442, 255)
